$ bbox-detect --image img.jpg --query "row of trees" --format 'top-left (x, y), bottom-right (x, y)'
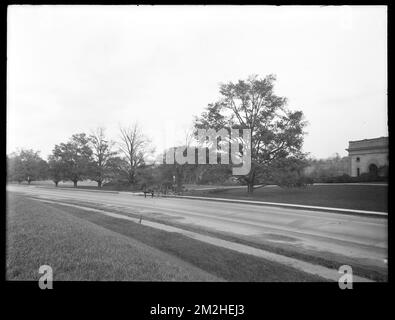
top-left (8, 74), bottom-right (309, 193)
top-left (304, 153), bottom-right (350, 180)
top-left (8, 126), bottom-right (152, 188)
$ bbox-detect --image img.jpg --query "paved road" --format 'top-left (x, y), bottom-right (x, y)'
top-left (7, 185), bottom-right (387, 270)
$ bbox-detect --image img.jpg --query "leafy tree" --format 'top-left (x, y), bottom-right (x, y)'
top-left (195, 74), bottom-right (307, 193)
top-left (47, 154), bottom-right (66, 187)
top-left (198, 164), bottom-right (233, 185)
top-left (36, 158), bottom-right (49, 182)
top-left (106, 156), bottom-right (129, 181)
top-left (52, 133), bottom-right (93, 187)
top-left (7, 153), bottom-right (25, 183)
top-left (7, 149), bottom-right (48, 184)
top-left (264, 156), bottom-right (309, 187)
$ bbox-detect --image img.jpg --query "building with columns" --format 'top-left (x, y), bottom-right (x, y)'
top-left (346, 136), bottom-right (389, 177)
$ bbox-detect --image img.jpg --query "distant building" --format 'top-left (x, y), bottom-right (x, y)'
top-left (346, 137), bottom-right (389, 177)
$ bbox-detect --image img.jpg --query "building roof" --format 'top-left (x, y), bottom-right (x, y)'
top-left (346, 136), bottom-right (388, 153)
top-left (348, 136), bottom-right (388, 143)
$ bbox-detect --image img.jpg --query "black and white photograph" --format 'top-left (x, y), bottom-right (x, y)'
top-left (5, 4), bottom-right (388, 293)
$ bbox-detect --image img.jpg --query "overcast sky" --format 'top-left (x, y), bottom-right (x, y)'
top-left (7, 5), bottom-right (387, 160)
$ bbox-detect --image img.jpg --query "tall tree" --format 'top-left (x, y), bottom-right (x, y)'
top-left (118, 124), bottom-right (151, 185)
top-left (47, 154), bottom-right (65, 187)
top-left (89, 127), bottom-right (116, 188)
top-left (195, 74), bottom-right (307, 193)
top-left (105, 156), bottom-right (130, 184)
top-left (52, 133), bottom-right (93, 187)
top-left (7, 149), bottom-right (48, 184)
top-left (7, 153), bottom-right (25, 183)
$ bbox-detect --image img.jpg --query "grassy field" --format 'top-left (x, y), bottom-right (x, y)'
top-left (6, 193), bottom-right (325, 281)
top-left (187, 184), bottom-right (388, 212)
top-left (6, 193), bottom-right (219, 281)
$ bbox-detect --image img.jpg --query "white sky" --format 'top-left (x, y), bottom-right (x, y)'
top-left (7, 5), bottom-right (388, 160)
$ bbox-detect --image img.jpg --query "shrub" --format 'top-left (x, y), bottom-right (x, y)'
top-left (354, 172), bottom-right (387, 183)
top-left (319, 174), bottom-right (353, 183)
top-left (314, 172), bottom-right (387, 184)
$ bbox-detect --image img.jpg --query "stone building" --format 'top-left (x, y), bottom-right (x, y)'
top-left (346, 136), bottom-right (389, 177)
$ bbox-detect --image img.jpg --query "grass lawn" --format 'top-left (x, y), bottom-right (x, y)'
top-left (6, 193), bottom-right (325, 281)
top-left (187, 184), bottom-right (388, 212)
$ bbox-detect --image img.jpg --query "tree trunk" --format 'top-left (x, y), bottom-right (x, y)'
top-left (246, 168), bottom-right (256, 194)
top-left (73, 180), bottom-right (78, 188)
top-left (55, 181), bottom-right (58, 187)
top-left (97, 180), bottom-right (102, 188)
top-left (176, 174), bottom-right (183, 193)
top-left (247, 182), bottom-right (254, 193)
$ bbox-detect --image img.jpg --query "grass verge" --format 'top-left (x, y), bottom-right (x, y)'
top-left (6, 193), bottom-right (219, 281)
top-left (187, 184), bottom-right (388, 212)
